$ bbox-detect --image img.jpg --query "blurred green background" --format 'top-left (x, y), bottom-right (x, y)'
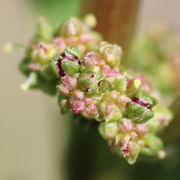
top-left (0, 0), bottom-right (180, 179)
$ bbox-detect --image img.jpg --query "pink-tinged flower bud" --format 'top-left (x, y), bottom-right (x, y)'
top-left (82, 51), bottom-right (101, 66)
top-left (57, 75), bottom-right (77, 95)
top-left (57, 84), bottom-right (70, 95)
top-left (72, 90), bottom-right (84, 100)
top-left (31, 43), bottom-right (56, 65)
top-left (116, 95), bottom-right (131, 109)
top-left (130, 132), bottom-right (138, 140)
top-left (80, 34), bottom-right (92, 42)
top-left (53, 37), bottom-right (66, 49)
top-left (101, 65), bottom-right (121, 78)
top-left (82, 104), bottom-right (99, 119)
top-left (136, 123), bottom-right (148, 136)
top-left (84, 98), bottom-right (93, 105)
top-left (119, 119), bottom-right (134, 132)
top-left (121, 142), bottom-right (133, 156)
top-left (71, 100), bottom-right (85, 114)
top-left (59, 18), bottom-right (83, 38)
top-left (116, 134), bottom-right (131, 150)
top-left (101, 103), bottom-right (122, 122)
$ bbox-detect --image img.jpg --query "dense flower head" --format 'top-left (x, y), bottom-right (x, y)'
top-left (9, 16), bottom-right (173, 164)
top-left (55, 43), bottom-right (172, 164)
top-left (19, 15), bottom-right (102, 94)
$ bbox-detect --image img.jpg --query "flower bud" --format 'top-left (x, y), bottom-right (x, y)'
top-left (31, 43), bottom-right (56, 65)
top-left (100, 103), bottom-right (122, 122)
top-left (82, 104), bottom-right (99, 119)
top-left (141, 134), bottom-right (163, 156)
top-left (60, 18), bottom-right (82, 37)
top-left (104, 122), bottom-right (119, 138)
top-left (100, 42), bottom-right (122, 67)
top-left (84, 14), bottom-right (97, 28)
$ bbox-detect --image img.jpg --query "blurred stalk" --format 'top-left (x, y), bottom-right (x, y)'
top-left (80, 0), bottom-right (141, 65)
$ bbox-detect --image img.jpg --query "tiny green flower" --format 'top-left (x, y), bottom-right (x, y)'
top-left (100, 41), bottom-right (123, 67)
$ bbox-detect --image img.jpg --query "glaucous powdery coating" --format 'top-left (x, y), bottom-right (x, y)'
top-left (55, 44), bottom-right (172, 164)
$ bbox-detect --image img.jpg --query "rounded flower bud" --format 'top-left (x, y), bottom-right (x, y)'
top-left (83, 14), bottom-right (97, 28)
top-left (31, 43), bottom-right (56, 65)
top-left (104, 122), bottom-right (119, 139)
top-left (99, 41), bottom-right (123, 67)
top-left (141, 133), bottom-right (163, 156)
top-left (59, 18), bottom-right (83, 38)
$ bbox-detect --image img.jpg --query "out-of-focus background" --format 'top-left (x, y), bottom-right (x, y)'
top-left (0, 0), bottom-right (180, 179)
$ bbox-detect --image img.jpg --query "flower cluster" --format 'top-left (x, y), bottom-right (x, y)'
top-left (11, 16), bottom-right (173, 164)
top-left (19, 15), bottom-right (101, 94)
top-left (54, 43), bottom-right (172, 164)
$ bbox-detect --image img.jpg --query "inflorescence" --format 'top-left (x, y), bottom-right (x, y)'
top-left (11, 15), bottom-right (172, 164)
